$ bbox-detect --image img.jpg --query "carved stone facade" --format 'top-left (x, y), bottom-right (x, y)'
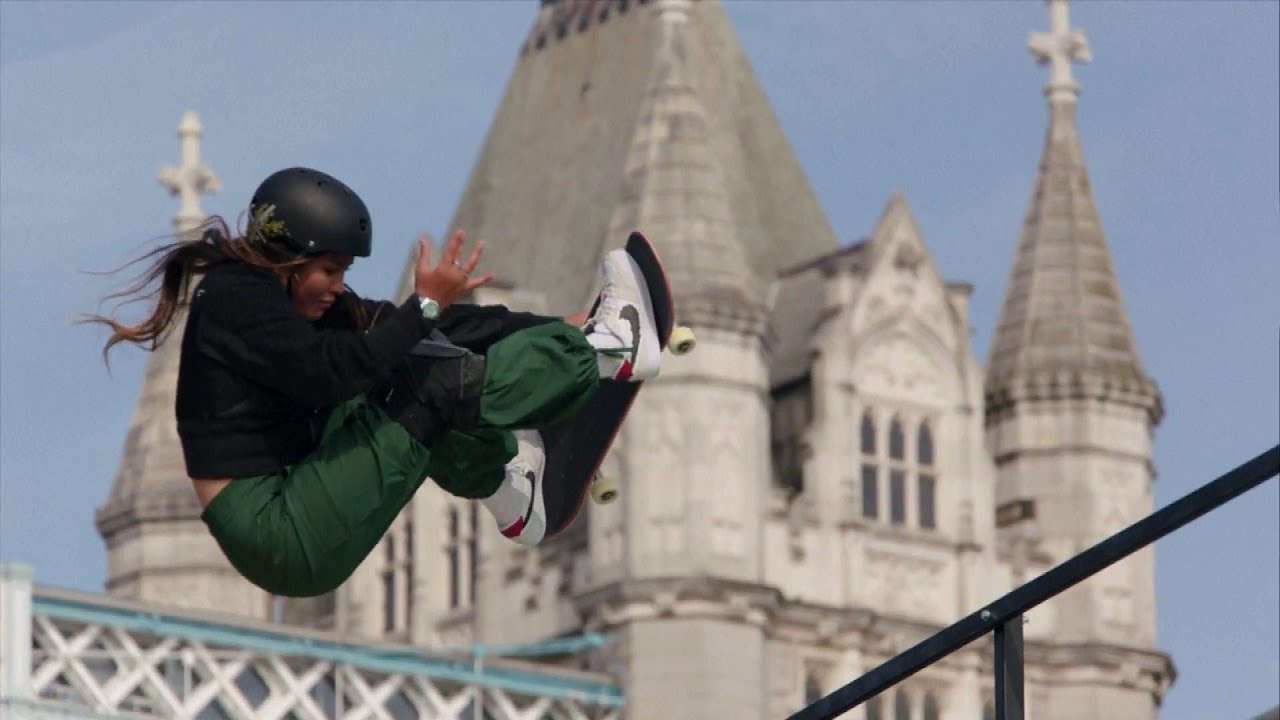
top-left (100, 1), bottom-right (1170, 718)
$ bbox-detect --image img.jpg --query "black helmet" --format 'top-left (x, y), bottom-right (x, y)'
top-left (249, 167), bottom-right (372, 257)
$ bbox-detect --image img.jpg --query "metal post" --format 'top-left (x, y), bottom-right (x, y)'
top-left (993, 616), bottom-right (1024, 720)
top-left (0, 563), bottom-right (36, 701)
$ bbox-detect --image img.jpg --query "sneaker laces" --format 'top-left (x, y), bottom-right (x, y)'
top-left (509, 431), bottom-right (543, 473)
top-left (587, 271), bottom-right (632, 354)
top-left (505, 454), bottom-right (529, 480)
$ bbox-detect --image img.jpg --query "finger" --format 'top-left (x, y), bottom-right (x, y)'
top-left (461, 240), bottom-right (485, 274)
top-left (441, 229), bottom-right (464, 267)
top-left (465, 272), bottom-right (496, 292)
top-left (417, 234), bottom-right (432, 267)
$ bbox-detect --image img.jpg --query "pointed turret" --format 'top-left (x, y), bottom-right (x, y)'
top-left (983, 3), bottom-right (1174, 709)
top-left (96, 112), bottom-right (269, 617)
top-left (438, 0), bottom-right (837, 316)
top-left (605, 0), bottom-right (765, 334)
top-left (985, 0), bottom-right (1161, 422)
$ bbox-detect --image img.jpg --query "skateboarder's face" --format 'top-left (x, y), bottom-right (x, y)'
top-left (290, 252), bottom-right (353, 320)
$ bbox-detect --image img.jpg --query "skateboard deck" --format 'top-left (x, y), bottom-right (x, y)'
top-left (538, 231), bottom-right (693, 541)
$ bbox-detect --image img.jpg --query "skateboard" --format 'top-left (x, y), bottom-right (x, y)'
top-left (538, 231), bottom-right (696, 541)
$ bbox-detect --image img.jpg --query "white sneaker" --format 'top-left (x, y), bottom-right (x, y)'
top-left (495, 430), bottom-right (547, 546)
top-left (583, 249), bottom-right (661, 382)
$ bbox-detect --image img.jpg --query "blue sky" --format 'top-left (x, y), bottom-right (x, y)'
top-left (0, 1), bottom-right (1275, 717)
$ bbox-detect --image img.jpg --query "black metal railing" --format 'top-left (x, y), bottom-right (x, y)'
top-left (787, 444), bottom-right (1280, 720)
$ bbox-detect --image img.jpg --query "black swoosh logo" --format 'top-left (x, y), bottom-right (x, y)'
top-left (620, 305), bottom-right (641, 366)
top-left (523, 470), bottom-right (538, 525)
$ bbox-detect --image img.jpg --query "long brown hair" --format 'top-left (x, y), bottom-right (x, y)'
top-left (82, 213), bottom-right (315, 364)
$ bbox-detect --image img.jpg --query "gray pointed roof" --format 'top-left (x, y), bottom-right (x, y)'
top-left (99, 111), bottom-right (221, 551)
top-left (1251, 706), bottom-right (1280, 720)
top-left (770, 241), bottom-right (867, 388)
top-left (604, 0), bottom-right (766, 332)
top-left (96, 320), bottom-right (202, 540)
top-left (985, 3), bottom-right (1160, 420)
top-left (412, 0), bottom-right (837, 315)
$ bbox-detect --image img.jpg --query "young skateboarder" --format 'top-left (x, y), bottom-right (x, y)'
top-left (84, 167), bottom-right (661, 597)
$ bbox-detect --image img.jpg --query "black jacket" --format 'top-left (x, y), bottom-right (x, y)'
top-left (175, 261), bottom-right (555, 479)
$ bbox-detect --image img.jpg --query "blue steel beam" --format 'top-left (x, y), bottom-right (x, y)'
top-left (440, 634), bottom-right (617, 658)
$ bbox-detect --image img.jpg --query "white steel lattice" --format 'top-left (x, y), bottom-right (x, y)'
top-left (28, 613), bottom-right (622, 720)
top-left (2, 573), bottom-right (623, 720)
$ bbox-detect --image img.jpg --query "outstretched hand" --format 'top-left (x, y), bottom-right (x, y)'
top-left (414, 230), bottom-right (495, 311)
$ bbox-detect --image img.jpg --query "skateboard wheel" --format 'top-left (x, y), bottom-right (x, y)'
top-left (669, 326), bottom-right (696, 355)
top-left (591, 475), bottom-right (620, 504)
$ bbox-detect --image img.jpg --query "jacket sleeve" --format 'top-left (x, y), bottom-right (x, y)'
top-left (194, 266), bottom-right (435, 407)
top-left (353, 297), bottom-right (401, 329)
top-left (358, 294), bottom-right (562, 356)
top-left (435, 303), bottom-right (563, 355)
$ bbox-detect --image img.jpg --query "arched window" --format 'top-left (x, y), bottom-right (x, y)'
top-left (917, 422), bottom-right (934, 465)
top-left (888, 418), bottom-right (907, 525)
top-left (860, 412), bottom-right (878, 520)
top-left (865, 695), bottom-right (883, 720)
top-left (861, 413), bottom-right (877, 454)
top-left (922, 691), bottom-right (940, 720)
top-left (804, 673), bottom-right (822, 705)
top-left (405, 518), bottom-right (415, 622)
top-left (917, 422), bottom-right (936, 530)
top-left (382, 534), bottom-right (396, 632)
top-left (893, 689), bottom-right (910, 720)
top-left (468, 504), bottom-right (480, 605)
top-left (381, 517), bottom-right (416, 635)
top-left (888, 418), bottom-right (905, 460)
top-left (447, 507), bottom-right (461, 609)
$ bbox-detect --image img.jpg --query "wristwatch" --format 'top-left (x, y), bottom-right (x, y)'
top-left (418, 295), bottom-right (440, 320)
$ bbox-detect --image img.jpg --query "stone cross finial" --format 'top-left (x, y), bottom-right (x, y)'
top-left (1028, 0), bottom-right (1091, 102)
top-left (158, 110), bottom-right (221, 235)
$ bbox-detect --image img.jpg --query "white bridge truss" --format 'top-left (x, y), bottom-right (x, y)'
top-left (0, 565), bottom-right (624, 720)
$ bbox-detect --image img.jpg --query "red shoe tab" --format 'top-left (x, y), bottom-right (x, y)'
top-left (501, 516), bottom-right (527, 539)
top-left (616, 359), bottom-right (634, 381)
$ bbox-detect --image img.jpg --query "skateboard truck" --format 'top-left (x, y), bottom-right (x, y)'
top-left (669, 326), bottom-right (696, 355)
top-left (591, 471), bottom-right (619, 504)
top-left (586, 326), bottom-right (695, 508)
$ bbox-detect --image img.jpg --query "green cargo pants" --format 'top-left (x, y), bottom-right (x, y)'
top-left (199, 321), bottom-right (598, 598)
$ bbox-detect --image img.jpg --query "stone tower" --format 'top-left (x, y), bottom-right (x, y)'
top-left (95, 111), bottom-right (272, 618)
top-left (431, 0), bottom-right (836, 315)
top-left (753, 187), bottom-right (1010, 718)
top-left (983, 1), bottom-right (1173, 716)
top-left (580, 1), bottom-right (777, 718)
top-left (377, 0), bottom-right (838, 716)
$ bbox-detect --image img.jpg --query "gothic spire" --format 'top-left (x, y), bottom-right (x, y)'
top-left (96, 111), bottom-right (226, 603)
top-left (986, 0), bottom-right (1161, 422)
top-left (425, 0), bottom-right (837, 314)
top-left (605, 0), bottom-right (765, 333)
